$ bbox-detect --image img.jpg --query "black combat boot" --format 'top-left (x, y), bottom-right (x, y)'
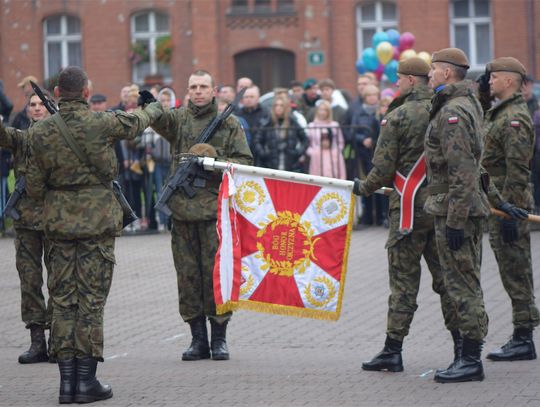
top-left (58, 358), bottom-right (76, 404)
top-left (210, 319), bottom-right (230, 360)
top-left (18, 325), bottom-right (49, 364)
top-left (182, 317), bottom-right (211, 361)
top-left (436, 330), bottom-right (462, 373)
top-left (73, 356), bottom-right (112, 403)
top-left (434, 337), bottom-right (484, 383)
top-left (486, 328), bottom-right (536, 361)
top-left (361, 336), bottom-right (403, 372)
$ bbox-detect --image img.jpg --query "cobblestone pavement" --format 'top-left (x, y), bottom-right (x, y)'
top-left (0, 227), bottom-right (539, 407)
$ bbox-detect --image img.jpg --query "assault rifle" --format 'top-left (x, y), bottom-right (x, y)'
top-left (30, 81), bottom-right (58, 114)
top-left (155, 88), bottom-right (246, 216)
top-left (2, 176), bottom-right (25, 220)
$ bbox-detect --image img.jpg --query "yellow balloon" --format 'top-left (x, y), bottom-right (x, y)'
top-left (417, 51), bottom-right (432, 65)
top-left (400, 49), bottom-right (417, 61)
top-left (376, 41), bottom-right (394, 65)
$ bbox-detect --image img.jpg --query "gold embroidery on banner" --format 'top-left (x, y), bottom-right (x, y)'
top-left (304, 276), bottom-right (336, 308)
top-left (234, 181), bottom-right (265, 214)
top-left (315, 192), bottom-right (347, 226)
top-left (239, 265), bottom-right (254, 297)
top-left (255, 211), bottom-right (319, 277)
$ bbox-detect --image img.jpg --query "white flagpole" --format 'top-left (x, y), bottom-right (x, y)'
top-left (201, 157), bottom-right (392, 195)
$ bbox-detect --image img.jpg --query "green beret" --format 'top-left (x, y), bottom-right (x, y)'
top-left (432, 48), bottom-right (470, 69)
top-left (487, 57), bottom-right (526, 77)
top-left (398, 57), bottom-right (430, 77)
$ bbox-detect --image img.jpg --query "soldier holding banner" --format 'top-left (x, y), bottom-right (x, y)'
top-left (353, 57), bottom-right (458, 372)
top-left (148, 70), bottom-right (252, 361)
top-left (479, 57), bottom-right (538, 361)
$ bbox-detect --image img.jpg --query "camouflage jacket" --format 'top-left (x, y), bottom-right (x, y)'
top-left (0, 121), bottom-right (44, 230)
top-left (359, 85), bottom-right (433, 211)
top-left (424, 80), bottom-right (490, 229)
top-left (25, 98), bottom-right (162, 239)
top-left (482, 93), bottom-right (535, 210)
top-left (151, 99), bottom-right (253, 221)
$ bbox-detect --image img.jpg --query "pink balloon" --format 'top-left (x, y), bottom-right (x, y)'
top-left (399, 32), bottom-right (415, 52)
top-left (375, 63), bottom-right (385, 81)
top-left (393, 46), bottom-right (400, 60)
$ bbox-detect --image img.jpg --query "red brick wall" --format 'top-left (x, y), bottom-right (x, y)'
top-left (1, 0), bottom-right (539, 114)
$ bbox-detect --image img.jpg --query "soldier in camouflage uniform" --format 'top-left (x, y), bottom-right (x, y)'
top-left (479, 57), bottom-right (539, 361)
top-left (149, 70), bottom-right (252, 362)
top-left (0, 92), bottom-right (52, 364)
top-left (25, 66), bottom-right (162, 404)
top-left (423, 48), bottom-right (492, 383)
top-left (353, 57), bottom-right (459, 373)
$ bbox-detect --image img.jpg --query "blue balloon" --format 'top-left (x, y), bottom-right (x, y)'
top-left (372, 31), bottom-right (390, 49)
top-left (384, 60), bottom-right (399, 83)
top-left (362, 47), bottom-right (379, 71)
top-left (385, 29), bottom-right (400, 47)
top-left (355, 58), bottom-right (366, 74)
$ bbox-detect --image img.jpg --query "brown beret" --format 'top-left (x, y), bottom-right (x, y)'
top-left (398, 57), bottom-right (430, 77)
top-left (432, 48), bottom-right (470, 69)
top-left (487, 57), bottom-right (526, 77)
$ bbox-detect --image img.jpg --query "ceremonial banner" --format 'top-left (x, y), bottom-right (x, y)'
top-left (214, 167), bottom-right (354, 321)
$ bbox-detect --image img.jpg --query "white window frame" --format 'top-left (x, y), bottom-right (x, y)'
top-left (356, 1), bottom-right (398, 58)
top-left (131, 11), bottom-right (171, 84)
top-left (43, 15), bottom-right (82, 79)
top-left (450, 0), bottom-right (493, 71)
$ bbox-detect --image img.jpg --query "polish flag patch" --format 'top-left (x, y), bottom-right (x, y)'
top-left (510, 120), bottom-right (520, 127)
top-left (381, 119), bottom-right (388, 126)
top-left (448, 116), bottom-right (459, 124)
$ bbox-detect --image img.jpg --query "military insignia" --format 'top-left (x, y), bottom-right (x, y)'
top-left (304, 276), bottom-right (337, 308)
top-left (381, 119), bottom-right (388, 126)
top-left (315, 192), bottom-right (347, 226)
top-left (448, 116), bottom-right (459, 124)
top-left (510, 120), bottom-right (520, 128)
top-left (234, 180), bottom-right (265, 213)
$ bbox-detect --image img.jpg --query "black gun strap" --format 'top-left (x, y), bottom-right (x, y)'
top-left (52, 113), bottom-right (112, 191)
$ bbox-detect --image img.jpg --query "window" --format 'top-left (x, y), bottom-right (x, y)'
top-left (131, 11), bottom-right (171, 84)
top-left (43, 15), bottom-right (82, 79)
top-left (356, 2), bottom-right (398, 57)
top-left (450, 0), bottom-right (492, 69)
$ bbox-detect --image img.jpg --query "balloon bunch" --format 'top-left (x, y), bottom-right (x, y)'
top-left (356, 30), bottom-right (432, 84)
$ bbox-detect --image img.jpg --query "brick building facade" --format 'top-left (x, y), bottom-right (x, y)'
top-left (1, 0), bottom-right (539, 111)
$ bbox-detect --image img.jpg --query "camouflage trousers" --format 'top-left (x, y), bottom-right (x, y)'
top-left (488, 216), bottom-right (539, 330)
top-left (47, 236), bottom-right (115, 361)
top-left (434, 216), bottom-right (488, 341)
top-left (171, 219), bottom-right (231, 323)
top-left (15, 227), bottom-right (52, 329)
top-left (386, 211), bottom-right (458, 341)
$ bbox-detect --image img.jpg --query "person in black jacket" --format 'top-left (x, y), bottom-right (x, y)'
top-left (253, 95), bottom-right (308, 172)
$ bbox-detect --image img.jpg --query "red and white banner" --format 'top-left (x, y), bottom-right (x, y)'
top-left (214, 168), bottom-right (354, 321)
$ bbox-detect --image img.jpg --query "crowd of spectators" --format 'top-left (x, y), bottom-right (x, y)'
top-left (2, 70), bottom-right (540, 234)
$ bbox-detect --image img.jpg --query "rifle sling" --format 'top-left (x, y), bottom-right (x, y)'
top-left (52, 113), bottom-right (113, 191)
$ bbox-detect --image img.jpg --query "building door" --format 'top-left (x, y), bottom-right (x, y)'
top-left (234, 48), bottom-right (295, 93)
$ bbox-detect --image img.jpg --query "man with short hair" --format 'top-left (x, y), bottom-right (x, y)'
top-left (236, 77), bottom-right (253, 93)
top-left (218, 85), bottom-right (236, 104)
top-left (289, 80), bottom-right (304, 105)
top-left (237, 85), bottom-right (271, 162)
top-left (318, 78), bottom-right (346, 125)
top-left (354, 57), bottom-right (458, 373)
top-left (0, 91), bottom-right (53, 365)
top-left (25, 66), bottom-right (162, 403)
top-left (148, 70), bottom-right (252, 362)
top-left (480, 57), bottom-right (538, 361)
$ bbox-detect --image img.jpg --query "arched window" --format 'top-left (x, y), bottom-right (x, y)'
top-left (43, 15), bottom-right (82, 79)
top-left (131, 11), bottom-right (171, 84)
top-left (450, 0), bottom-right (492, 70)
top-left (356, 1), bottom-right (398, 56)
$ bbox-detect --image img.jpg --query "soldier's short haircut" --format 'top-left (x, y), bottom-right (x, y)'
top-left (441, 62), bottom-right (467, 81)
top-left (58, 66), bottom-right (88, 99)
top-left (191, 69), bottom-right (214, 86)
